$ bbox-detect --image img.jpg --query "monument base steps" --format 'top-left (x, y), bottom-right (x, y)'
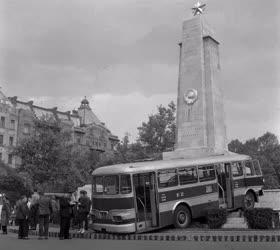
top-left (223, 212), bottom-right (248, 229)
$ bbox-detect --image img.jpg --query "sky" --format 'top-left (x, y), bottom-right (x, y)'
top-left (0, 0), bottom-right (279, 142)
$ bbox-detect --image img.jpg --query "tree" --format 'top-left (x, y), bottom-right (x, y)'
top-left (0, 161), bottom-right (32, 205)
top-left (228, 132), bottom-right (280, 189)
top-left (114, 134), bottom-right (152, 163)
top-left (14, 117), bottom-right (87, 192)
top-left (137, 101), bottom-right (176, 153)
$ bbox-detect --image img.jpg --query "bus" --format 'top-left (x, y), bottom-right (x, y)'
top-left (91, 153), bottom-right (264, 233)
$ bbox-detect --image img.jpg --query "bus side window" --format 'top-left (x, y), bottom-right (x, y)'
top-left (245, 161), bottom-right (255, 176)
top-left (198, 165), bottom-right (216, 182)
top-left (178, 166), bottom-right (198, 185)
top-left (158, 169), bottom-right (178, 188)
top-left (253, 160), bottom-right (262, 176)
top-left (231, 162), bottom-right (243, 177)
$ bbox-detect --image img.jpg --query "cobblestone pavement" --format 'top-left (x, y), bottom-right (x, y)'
top-left (1, 233), bottom-right (280, 250)
top-left (8, 225), bottom-right (280, 243)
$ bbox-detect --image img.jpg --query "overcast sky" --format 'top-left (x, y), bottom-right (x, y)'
top-left (0, 0), bottom-right (279, 142)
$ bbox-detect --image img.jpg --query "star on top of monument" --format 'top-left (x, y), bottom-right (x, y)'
top-left (192, 1), bottom-right (206, 16)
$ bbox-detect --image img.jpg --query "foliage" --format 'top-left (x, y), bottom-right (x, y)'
top-left (244, 208), bottom-right (274, 229)
top-left (228, 132), bottom-right (280, 189)
top-left (0, 162), bottom-right (32, 205)
top-left (137, 101), bottom-right (176, 153)
top-left (105, 133), bottom-right (163, 165)
top-left (206, 208), bottom-right (227, 229)
top-left (13, 117), bottom-right (96, 193)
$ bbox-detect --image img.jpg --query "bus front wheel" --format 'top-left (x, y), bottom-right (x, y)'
top-left (244, 191), bottom-right (255, 209)
top-left (173, 205), bottom-right (191, 229)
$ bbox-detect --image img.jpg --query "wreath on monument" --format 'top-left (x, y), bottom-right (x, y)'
top-left (184, 89), bottom-right (198, 105)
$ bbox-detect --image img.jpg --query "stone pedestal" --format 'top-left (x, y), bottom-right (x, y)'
top-left (163, 16), bottom-right (228, 160)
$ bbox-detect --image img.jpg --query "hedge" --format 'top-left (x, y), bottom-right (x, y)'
top-left (206, 208), bottom-right (227, 229)
top-left (244, 208), bottom-right (275, 229)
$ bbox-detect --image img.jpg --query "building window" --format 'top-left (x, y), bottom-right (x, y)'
top-left (8, 154), bottom-right (13, 164)
top-left (9, 136), bottom-right (14, 146)
top-left (0, 117), bottom-right (5, 128)
top-left (0, 135), bottom-right (3, 146)
top-left (10, 119), bottom-right (15, 130)
top-left (0, 152), bottom-right (2, 161)
top-left (76, 137), bottom-right (81, 144)
top-left (23, 123), bottom-right (31, 134)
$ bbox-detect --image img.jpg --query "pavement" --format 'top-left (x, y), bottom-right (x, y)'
top-left (1, 233), bottom-right (280, 250)
top-left (7, 225), bottom-right (280, 243)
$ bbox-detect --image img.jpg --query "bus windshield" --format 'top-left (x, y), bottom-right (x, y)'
top-left (93, 175), bottom-right (132, 195)
top-left (104, 175), bottom-right (119, 195)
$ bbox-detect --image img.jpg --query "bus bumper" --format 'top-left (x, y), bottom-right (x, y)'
top-left (92, 223), bottom-right (136, 233)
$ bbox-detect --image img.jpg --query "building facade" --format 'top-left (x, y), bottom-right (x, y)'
top-left (0, 91), bottom-right (18, 167)
top-left (0, 90), bottom-right (119, 168)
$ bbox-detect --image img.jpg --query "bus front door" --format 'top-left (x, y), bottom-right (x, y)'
top-left (133, 173), bottom-right (158, 231)
top-left (217, 164), bottom-right (234, 209)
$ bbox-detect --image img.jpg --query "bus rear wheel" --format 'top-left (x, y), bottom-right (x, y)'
top-left (173, 205), bottom-right (191, 229)
top-left (244, 191), bottom-right (255, 209)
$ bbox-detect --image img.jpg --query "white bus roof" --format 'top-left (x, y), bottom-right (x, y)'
top-left (92, 153), bottom-right (251, 176)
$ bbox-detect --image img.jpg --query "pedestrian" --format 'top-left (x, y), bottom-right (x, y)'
top-left (38, 191), bottom-right (52, 240)
top-left (59, 194), bottom-right (73, 240)
top-left (30, 189), bottom-right (40, 230)
top-left (50, 196), bottom-right (59, 224)
top-left (77, 190), bottom-right (91, 233)
top-left (1, 195), bottom-right (11, 234)
top-left (15, 195), bottom-right (29, 240)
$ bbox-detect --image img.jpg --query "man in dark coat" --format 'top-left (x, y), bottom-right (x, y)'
top-left (15, 195), bottom-right (29, 239)
top-left (38, 192), bottom-right (52, 239)
top-left (78, 190), bottom-right (91, 233)
top-left (59, 194), bottom-right (73, 240)
top-left (1, 195), bottom-right (11, 234)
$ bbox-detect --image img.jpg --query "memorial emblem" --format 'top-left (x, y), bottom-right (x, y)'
top-left (184, 89), bottom-right (198, 122)
top-left (184, 89), bottom-right (198, 105)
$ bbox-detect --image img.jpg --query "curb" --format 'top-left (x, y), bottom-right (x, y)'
top-left (9, 228), bottom-right (280, 242)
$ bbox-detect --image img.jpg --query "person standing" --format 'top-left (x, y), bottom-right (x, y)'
top-left (38, 192), bottom-right (52, 240)
top-left (50, 196), bottom-right (59, 224)
top-left (15, 195), bottom-right (29, 239)
top-left (30, 189), bottom-right (40, 230)
top-left (1, 195), bottom-right (11, 234)
top-left (77, 190), bottom-right (91, 233)
top-left (59, 194), bottom-right (73, 240)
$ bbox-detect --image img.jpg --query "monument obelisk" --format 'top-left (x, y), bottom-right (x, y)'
top-left (163, 2), bottom-right (228, 160)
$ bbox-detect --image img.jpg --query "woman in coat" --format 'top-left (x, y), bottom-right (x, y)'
top-left (1, 195), bottom-right (11, 234)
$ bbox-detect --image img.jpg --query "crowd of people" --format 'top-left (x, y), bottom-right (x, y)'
top-left (0, 189), bottom-right (91, 240)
